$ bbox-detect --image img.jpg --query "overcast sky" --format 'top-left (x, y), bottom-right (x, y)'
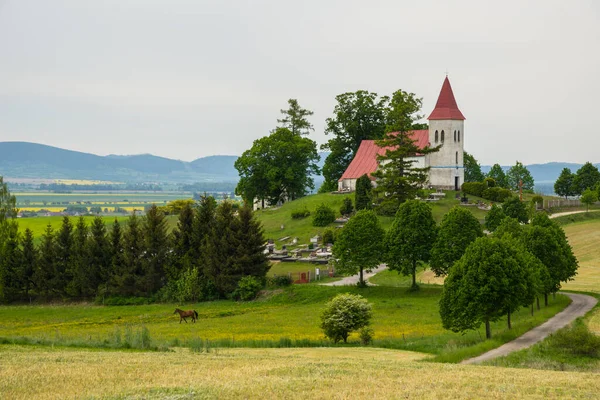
top-left (1, 0), bottom-right (599, 165)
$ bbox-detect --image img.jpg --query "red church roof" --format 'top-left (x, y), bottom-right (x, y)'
top-left (428, 77), bottom-right (465, 120)
top-left (338, 130), bottom-right (429, 181)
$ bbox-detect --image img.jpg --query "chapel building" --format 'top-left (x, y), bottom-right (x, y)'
top-left (337, 76), bottom-right (465, 191)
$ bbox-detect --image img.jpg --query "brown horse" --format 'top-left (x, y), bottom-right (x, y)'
top-left (173, 308), bottom-right (199, 323)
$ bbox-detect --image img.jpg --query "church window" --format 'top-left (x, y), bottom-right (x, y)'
top-left (456, 151), bottom-right (458, 164)
top-left (435, 130), bottom-right (438, 143)
top-left (454, 130), bottom-right (456, 142)
top-left (441, 130), bottom-right (445, 143)
top-left (458, 130), bottom-right (461, 142)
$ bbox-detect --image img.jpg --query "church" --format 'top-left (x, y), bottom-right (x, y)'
top-left (337, 76), bottom-right (466, 191)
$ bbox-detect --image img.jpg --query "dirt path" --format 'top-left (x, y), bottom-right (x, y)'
top-left (321, 264), bottom-right (388, 286)
top-left (549, 210), bottom-right (600, 219)
top-left (462, 293), bottom-right (598, 364)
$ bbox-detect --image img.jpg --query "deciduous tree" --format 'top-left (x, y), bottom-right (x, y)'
top-left (332, 210), bottom-right (385, 286)
top-left (507, 161), bottom-right (534, 191)
top-left (554, 168), bottom-right (576, 199)
top-left (487, 164), bottom-right (508, 189)
top-left (580, 188), bottom-right (598, 212)
top-left (385, 200), bottom-right (437, 290)
top-left (430, 207), bottom-right (483, 276)
top-left (464, 152), bottom-right (485, 182)
top-left (574, 162), bottom-right (600, 195)
top-left (320, 293), bottom-right (373, 343)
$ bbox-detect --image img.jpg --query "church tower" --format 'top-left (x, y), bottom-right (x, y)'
top-left (427, 76), bottom-right (465, 190)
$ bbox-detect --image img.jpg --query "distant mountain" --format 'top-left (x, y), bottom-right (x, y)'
top-left (0, 142), bottom-right (237, 183)
top-left (0, 142), bottom-right (330, 185)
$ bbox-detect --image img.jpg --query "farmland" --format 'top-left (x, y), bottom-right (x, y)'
top-left (1, 345), bottom-right (598, 399)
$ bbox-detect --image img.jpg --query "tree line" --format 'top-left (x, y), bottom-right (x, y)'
top-left (0, 180), bottom-right (269, 304)
top-left (332, 200), bottom-right (578, 339)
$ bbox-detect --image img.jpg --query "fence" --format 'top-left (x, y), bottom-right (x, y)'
top-left (287, 267), bottom-right (335, 284)
top-left (544, 199), bottom-right (581, 209)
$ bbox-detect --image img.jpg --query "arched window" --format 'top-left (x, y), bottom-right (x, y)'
top-left (441, 130), bottom-right (445, 143)
top-left (456, 151), bottom-right (458, 164)
top-left (435, 130), bottom-right (438, 143)
top-left (458, 130), bottom-right (461, 142)
top-left (454, 130), bottom-right (456, 142)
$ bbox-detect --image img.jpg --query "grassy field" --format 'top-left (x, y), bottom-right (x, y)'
top-left (560, 219), bottom-right (600, 294)
top-left (1, 345), bottom-right (598, 399)
top-left (0, 285), bottom-right (569, 361)
top-left (256, 192), bottom-right (489, 246)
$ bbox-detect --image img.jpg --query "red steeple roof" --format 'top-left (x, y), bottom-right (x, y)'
top-left (428, 76), bottom-right (465, 120)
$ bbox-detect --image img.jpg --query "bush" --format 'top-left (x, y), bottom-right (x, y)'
top-left (359, 327), bottom-right (374, 346)
top-left (291, 209), bottom-right (311, 219)
top-left (340, 197), bottom-right (354, 216)
top-left (461, 182), bottom-right (486, 197)
top-left (268, 275), bottom-right (293, 287)
top-left (320, 294), bottom-right (373, 343)
top-left (322, 228), bottom-right (336, 245)
top-left (484, 177), bottom-right (496, 188)
top-left (482, 187), bottom-right (513, 202)
top-left (233, 276), bottom-right (263, 301)
top-left (312, 203), bottom-right (336, 226)
top-left (550, 319), bottom-right (600, 357)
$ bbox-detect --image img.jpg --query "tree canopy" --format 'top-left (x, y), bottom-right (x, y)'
top-left (320, 91), bottom-right (389, 191)
top-left (573, 162), bottom-right (600, 195)
top-left (354, 174), bottom-right (373, 211)
top-left (502, 197), bottom-right (529, 224)
top-left (320, 294), bottom-right (373, 343)
top-left (580, 188), bottom-right (598, 212)
top-left (464, 152), bottom-right (485, 183)
top-left (385, 200), bottom-right (437, 289)
top-left (554, 168), bottom-right (576, 199)
top-left (430, 207), bottom-right (483, 276)
top-left (235, 127), bottom-right (320, 206)
top-left (486, 164), bottom-right (508, 189)
top-left (332, 210), bottom-right (385, 286)
top-left (507, 161), bottom-right (534, 191)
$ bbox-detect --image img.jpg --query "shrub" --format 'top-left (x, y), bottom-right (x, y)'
top-left (268, 275), bottom-right (293, 287)
top-left (291, 209), bottom-right (311, 219)
top-left (485, 204), bottom-right (506, 232)
top-left (312, 203), bottom-right (336, 226)
top-left (233, 276), bottom-right (263, 301)
top-left (359, 327), bottom-right (374, 346)
top-left (484, 177), bottom-right (496, 188)
top-left (482, 187), bottom-right (513, 202)
top-left (550, 319), bottom-right (600, 357)
top-left (461, 182), bottom-right (486, 197)
top-left (320, 294), bottom-right (373, 343)
top-left (340, 197), bottom-right (354, 216)
top-left (322, 228), bottom-right (335, 245)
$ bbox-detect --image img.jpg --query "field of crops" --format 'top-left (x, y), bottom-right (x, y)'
top-left (1, 345), bottom-right (598, 399)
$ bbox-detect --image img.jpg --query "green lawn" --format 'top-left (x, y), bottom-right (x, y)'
top-left (0, 285), bottom-right (569, 362)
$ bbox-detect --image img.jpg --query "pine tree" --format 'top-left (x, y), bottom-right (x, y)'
top-left (141, 205), bottom-right (169, 295)
top-left (372, 90), bottom-right (439, 215)
top-left (53, 216), bottom-right (74, 296)
top-left (191, 194), bottom-right (217, 266)
top-left (35, 225), bottom-right (56, 298)
top-left (0, 222), bottom-right (22, 302)
top-left (234, 206), bottom-right (270, 280)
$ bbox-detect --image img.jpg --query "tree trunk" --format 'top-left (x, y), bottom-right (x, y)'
top-left (411, 260), bottom-right (417, 289)
top-left (544, 293), bottom-right (548, 307)
top-left (359, 268), bottom-right (364, 286)
top-left (485, 318), bottom-right (491, 339)
top-left (507, 310), bottom-right (512, 329)
top-left (537, 296), bottom-right (540, 310)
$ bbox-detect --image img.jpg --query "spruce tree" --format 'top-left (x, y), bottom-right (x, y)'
top-left (108, 218), bottom-right (124, 295)
top-left (354, 174), bottom-right (373, 211)
top-left (35, 225), bottom-right (56, 298)
top-left (141, 205), bottom-right (169, 295)
top-left (191, 194), bottom-right (217, 266)
top-left (171, 201), bottom-right (195, 280)
top-left (204, 201), bottom-right (240, 297)
top-left (21, 228), bottom-right (37, 299)
top-left (234, 206), bottom-right (270, 280)
top-left (122, 213), bottom-right (144, 296)
top-left (68, 216), bottom-right (89, 297)
top-left (0, 222), bottom-right (21, 302)
top-left (87, 216), bottom-right (110, 297)
top-left (53, 216), bottom-right (74, 296)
